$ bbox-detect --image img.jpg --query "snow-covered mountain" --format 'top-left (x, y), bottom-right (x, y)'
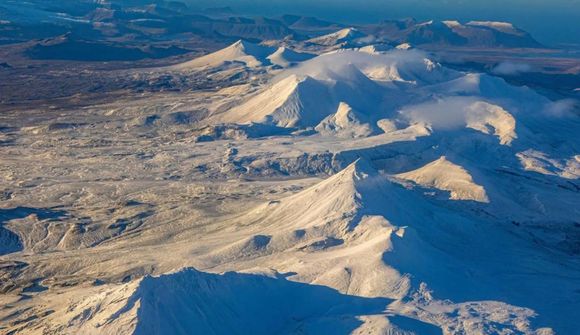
top-left (173, 40), bottom-right (314, 70)
top-left (210, 48), bottom-right (533, 140)
top-left (173, 40), bottom-right (275, 69)
top-left (305, 27), bottom-right (369, 46)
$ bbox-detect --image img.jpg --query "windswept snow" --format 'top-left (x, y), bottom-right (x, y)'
top-left (465, 101), bottom-right (517, 145)
top-left (517, 150), bottom-right (580, 179)
top-left (173, 40), bottom-right (275, 69)
top-left (216, 74), bottom-right (334, 127)
top-left (306, 27), bottom-right (367, 46)
top-left (400, 98), bottom-right (517, 145)
top-left (466, 21), bottom-right (523, 35)
top-left (172, 40), bottom-right (313, 70)
top-left (396, 156), bottom-right (489, 202)
top-left (315, 102), bottom-right (374, 138)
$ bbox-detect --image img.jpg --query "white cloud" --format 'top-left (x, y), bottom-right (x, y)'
top-left (543, 99), bottom-right (579, 118)
top-left (492, 62), bottom-right (533, 75)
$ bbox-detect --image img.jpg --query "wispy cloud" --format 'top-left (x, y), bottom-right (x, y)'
top-left (543, 99), bottom-right (579, 118)
top-left (492, 62), bottom-right (533, 75)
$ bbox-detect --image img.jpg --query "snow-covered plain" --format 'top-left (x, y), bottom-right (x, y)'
top-left (0, 39), bottom-right (579, 335)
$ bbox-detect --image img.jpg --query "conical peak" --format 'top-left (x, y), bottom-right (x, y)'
top-left (433, 156), bottom-right (449, 164)
top-left (231, 39), bottom-right (247, 48)
top-left (336, 102), bottom-right (355, 116)
top-left (264, 157), bottom-right (387, 231)
top-left (229, 40), bottom-right (273, 55)
top-left (328, 158), bottom-right (380, 187)
top-left (230, 40), bottom-right (258, 52)
top-left (337, 27), bottom-right (361, 38)
top-left (333, 102), bottom-right (366, 125)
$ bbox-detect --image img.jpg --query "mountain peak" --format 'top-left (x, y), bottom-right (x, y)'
top-left (231, 39), bottom-right (246, 48)
top-left (172, 40), bottom-right (275, 69)
top-left (396, 156), bottom-right (489, 202)
top-left (315, 102), bottom-right (374, 138)
top-left (337, 27), bottom-right (360, 37)
top-left (262, 158), bottom-right (386, 230)
top-left (307, 27), bottom-right (367, 46)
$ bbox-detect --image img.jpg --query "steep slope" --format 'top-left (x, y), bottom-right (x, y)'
top-left (173, 40), bottom-right (275, 69)
top-left (315, 102), bottom-right (374, 138)
top-left (258, 159), bottom-right (390, 230)
top-left (51, 161), bottom-right (437, 334)
top-left (396, 156), bottom-right (489, 202)
top-left (400, 21), bottom-right (469, 46)
top-left (465, 101), bottom-right (517, 145)
top-left (216, 74), bottom-right (334, 127)
top-left (306, 27), bottom-right (368, 46)
top-left (447, 20), bottom-right (542, 47)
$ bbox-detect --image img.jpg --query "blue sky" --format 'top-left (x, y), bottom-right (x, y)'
top-left (188, 0), bottom-right (580, 46)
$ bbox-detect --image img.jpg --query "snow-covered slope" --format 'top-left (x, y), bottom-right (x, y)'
top-left (173, 40), bottom-right (275, 69)
top-left (315, 102), bottom-right (374, 138)
top-left (217, 74), bottom-right (334, 127)
top-left (172, 41), bottom-right (314, 70)
top-left (306, 27), bottom-right (368, 46)
top-left (214, 49), bottom-right (458, 128)
top-left (396, 156), bottom-right (489, 202)
top-left (252, 159), bottom-right (392, 231)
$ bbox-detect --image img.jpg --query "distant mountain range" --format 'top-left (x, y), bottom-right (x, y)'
top-left (362, 19), bottom-right (542, 48)
top-left (0, 0), bottom-right (546, 62)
